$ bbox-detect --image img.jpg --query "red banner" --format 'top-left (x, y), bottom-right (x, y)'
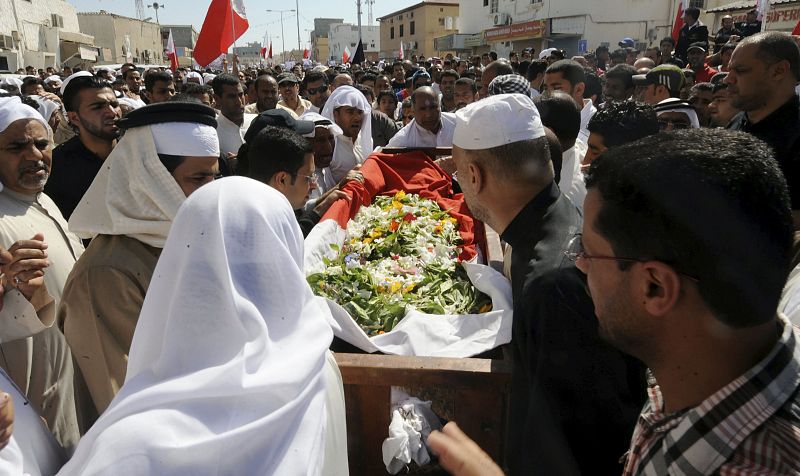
top-left (484, 19), bottom-right (547, 42)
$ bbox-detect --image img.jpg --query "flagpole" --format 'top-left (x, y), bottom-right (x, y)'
top-left (230, 0), bottom-right (237, 72)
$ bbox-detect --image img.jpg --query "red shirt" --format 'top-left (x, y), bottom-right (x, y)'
top-left (694, 64), bottom-right (718, 83)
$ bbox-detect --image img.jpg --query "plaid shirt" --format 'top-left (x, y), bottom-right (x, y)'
top-left (622, 315), bottom-right (800, 475)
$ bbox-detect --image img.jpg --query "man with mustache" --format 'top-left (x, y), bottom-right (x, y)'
top-left (0, 96), bottom-right (85, 454)
top-left (45, 73), bottom-right (121, 220)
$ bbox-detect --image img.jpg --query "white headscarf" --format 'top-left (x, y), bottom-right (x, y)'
top-left (655, 98), bottom-right (701, 129)
top-left (58, 177), bottom-right (334, 476)
top-left (27, 95), bottom-right (60, 123)
top-left (0, 96), bottom-right (48, 132)
top-left (321, 85), bottom-right (372, 182)
top-left (68, 124), bottom-right (196, 247)
top-left (299, 111), bottom-right (344, 137)
top-left (183, 71), bottom-right (203, 85)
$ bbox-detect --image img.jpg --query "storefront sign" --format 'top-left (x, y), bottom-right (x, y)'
top-left (484, 19), bottom-right (547, 42)
top-left (551, 16), bottom-right (586, 35)
top-left (463, 33), bottom-right (485, 47)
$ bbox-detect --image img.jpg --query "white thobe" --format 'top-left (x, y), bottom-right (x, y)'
top-left (578, 99), bottom-right (597, 145)
top-left (385, 112), bottom-right (457, 148)
top-left (216, 112), bottom-right (256, 157)
top-left (329, 134), bottom-right (366, 183)
top-left (559, 140), bottom-right (587, 212)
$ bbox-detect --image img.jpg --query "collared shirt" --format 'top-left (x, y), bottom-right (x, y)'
top-left (558, 140), bottom-right (587, 211)
top-left (579, 99), bottom-right (596, 145)
top-left (728, 94), bottom-right (800, 208)
top-left (45, 135), bottom-right (104, 220)
top-left (623, 315), bottom-right (800, 475)
top-left (216, 112), bottom-right (256, 157)
top-left (278, 97), bottom-right (313, 116)
top-left (244, 103), bottom-right (298, 117)
top-left (386, 112), bottom-right (457, 148)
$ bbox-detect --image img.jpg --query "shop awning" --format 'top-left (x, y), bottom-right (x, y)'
top-left (707, 0), bottom-right (798, 13)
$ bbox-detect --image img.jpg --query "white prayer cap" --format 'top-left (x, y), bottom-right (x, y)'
top-left (0, 96), bottom-right (48, 133)
top-left (150, 122), bottom-right (220, 157)
top-left (27, 95), bottom-right (60, 122)
top-left (184, 71), bottom-right (203, 85)
top-left (202, 73), bottom-right (216, 84)
top-left (60, 71), bottom-right (94, 95)
top-left (1, 77), bottom-right (23, 88)
top-left (0, 88), bottom-right (7, 94)
top-left (453, 93), bottom-right (544, 150)
top-left (299, 111), bottom-right (343, 137)
top-left (117, 96), bottom-right (143, 111)
top-left (43, 75), bottom-right (62, 85)
top-left (539, 48), bottom-right (557, 60)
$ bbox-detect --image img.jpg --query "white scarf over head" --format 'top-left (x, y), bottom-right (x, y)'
top-left (68, 124), bottom-right (188, 248)
top-left (58, 177), bottom-right (334, 476)
top-left (321, 85), bottom-right (373, 182)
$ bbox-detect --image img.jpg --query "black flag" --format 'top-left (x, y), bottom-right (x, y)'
top-left (351, 39), bottom-right (365, 64)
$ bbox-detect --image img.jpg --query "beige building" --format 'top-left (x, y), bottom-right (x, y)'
top-left (378, 0), bottom-right (460, 59)
top-left (78, 11), bottom-right (164, 65)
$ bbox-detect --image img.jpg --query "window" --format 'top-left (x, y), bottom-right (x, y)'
top-left (398, 15), bottom-right (402, 20)
top-left (483, 0), bottom-right (488, 6)
top-left (440, 7), bottom-right (444, 11)
top-left (410, 12), bottom-right (414, 18)
top-left (531, 0), bottom-right (542, 3)
top-left (390, 27), bottom-right (395, 39)
top-left (688, 0), bottom-right (705, 7)
top-left (439, 18), bottom-right (445, 26)
top-left (400, 24), bottom-right (404, 37)
top-left (410, 21), bottom-right (415, 35)
top-left (490, 0), bottom-right (499, 13)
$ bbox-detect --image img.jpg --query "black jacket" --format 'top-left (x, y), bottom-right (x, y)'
top-left (45, 135), bottom-right (103, 220)
top-left (676, 23), bottom-right (709, 61)
top-left (502, 183), bottom-right (646, 475)
top-left (728, 94), bottom-right (800, 209)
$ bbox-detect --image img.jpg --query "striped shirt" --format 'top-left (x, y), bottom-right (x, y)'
top-left (622, 315), bottom-right (800, 475)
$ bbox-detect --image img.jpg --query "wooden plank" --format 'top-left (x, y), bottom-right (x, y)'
top-left (344, 384), bottom-right (391, 475)
top-left (334, 353), bottom-right (512, 389)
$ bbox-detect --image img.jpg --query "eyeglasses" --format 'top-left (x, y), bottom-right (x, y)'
top-left (657, 119), bottom-right (692, 131)
top-left (564, 234), bottom-right (699, 282)
top-left (280, 82), bottom-right (298, 88)
top-left (563, 234), bottom-right (644, 265)
top-left (295, 173), bottom-right (317, 185)
top-left (306, 85), bottom-right (328, 95)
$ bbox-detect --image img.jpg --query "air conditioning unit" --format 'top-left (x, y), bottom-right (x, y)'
top-left (51, 14), bottom-right (64, 28)
top-left (493, 13), bottom-right (509, 25)
top-left (0, 35), bottom-right (12, 49)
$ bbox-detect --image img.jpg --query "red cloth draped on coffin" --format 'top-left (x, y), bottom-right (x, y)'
top-left (321, 151), bottom-right (487, 262)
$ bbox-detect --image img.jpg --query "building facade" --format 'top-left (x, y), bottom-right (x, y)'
top-left (311, 18), bottom-right (343, 62)
top-left (328, 24), bottom-right (380, 62)
top-left (378, 0), bottom-right (460, 59)
top-left (232, 42), bottom-right (262, 67)
top-left (160, 25), bottom-right (197, 68)
top-left (78, 11), bottom-right (163, 65)
top-left (458, 0), bottom-right (678, 58)
top-left (0, 0), bottom-right (95, 71)
top-left (704, 0), bottom-right (800, 34)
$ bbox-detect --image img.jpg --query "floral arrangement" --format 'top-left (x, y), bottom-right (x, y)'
top-left (308, 191), bottom-right (492, 336)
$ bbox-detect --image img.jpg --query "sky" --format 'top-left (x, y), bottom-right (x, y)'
top-left (67, 0), bottom-right (420, 54)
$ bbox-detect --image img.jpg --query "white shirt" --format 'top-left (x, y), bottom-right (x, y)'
top-left (386, 112), bottom-right (457, 148)
top-left (578, 98), bottom-right (597, 145)
top-left (780, 262), bottom-right (800, 326)
top-left (558, 140), bottom-right (587, 212)
top-left (330, 134), bottom-right (366, 183)
top-left (216, 112), bottom-right (256, 157)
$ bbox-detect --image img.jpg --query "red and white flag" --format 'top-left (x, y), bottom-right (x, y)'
top-left (343, 46), bottom-right (351, 64)
top-left (793, 19), bottom-right (800, 35)
top-left (303, 48), bottom-right (310, 60)
top-left (399, 41), bottom-right (404, 60)
top-left (165, 29), bottom-right (178, 71)
top-left (194, 0), bottom-right (250, 68)
top-left (260, 45), bottom-right (267, 58)
top-left (671, 1), bottom-right (684, 43)
top-left (268, 42), bottom-right (273, 59)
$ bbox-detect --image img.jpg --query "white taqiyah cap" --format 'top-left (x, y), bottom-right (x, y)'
top-left (452, 93), bottom-right (544, 150)
top-left (60, 71), bottom-right (94, 95)
top-left (0, 96), bottom-right (48, 133)
top-left (149, 121), bottom-right (220, 157)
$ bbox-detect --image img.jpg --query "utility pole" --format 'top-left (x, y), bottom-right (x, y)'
top-left (267, 9), bottom-right (295, 63)
top-left (296, 0), bottom-right (302, 54)
top-left (149, 2), bottom-right (165, 24)
top-left (356, 0), bottom-right (362, 44)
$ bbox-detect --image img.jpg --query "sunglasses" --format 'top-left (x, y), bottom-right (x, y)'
top-left (657, 120), bottom-right (691, 131)
top-left (306, 85), bottom-right (328, 95)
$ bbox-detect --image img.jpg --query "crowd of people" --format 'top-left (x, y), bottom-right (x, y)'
top-left (0, 11), bottom-right (797, 474)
